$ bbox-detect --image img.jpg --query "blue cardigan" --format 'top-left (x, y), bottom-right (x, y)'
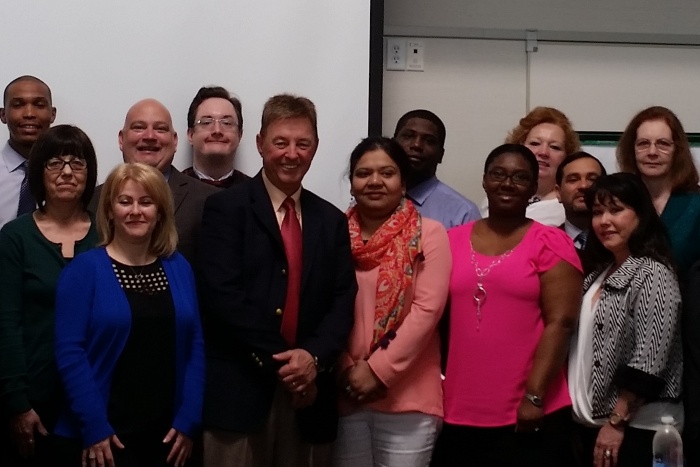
top-left (53, 247), bottom-right (205, 447)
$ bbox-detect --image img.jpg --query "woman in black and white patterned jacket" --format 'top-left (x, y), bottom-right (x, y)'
top-left (568, 172), bottom-right (682, 467)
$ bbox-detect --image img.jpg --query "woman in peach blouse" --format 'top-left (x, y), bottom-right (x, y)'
top-left (333, 136), bottom-right (451, 467)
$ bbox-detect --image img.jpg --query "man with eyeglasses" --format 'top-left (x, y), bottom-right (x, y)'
top-left (183, 86), bottom-right (249, 189)
top-left (89, 98), bottom-right (218, 264)
top-left (0, 75), bottom-right (56, 229)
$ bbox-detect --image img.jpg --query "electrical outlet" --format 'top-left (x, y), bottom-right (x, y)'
top-left (407, 40), bottom-right (424, 71)
top-left (386, 38), bottom-right (406, 71)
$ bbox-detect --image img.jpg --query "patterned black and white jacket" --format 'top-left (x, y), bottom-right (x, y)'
top-left (582, 255), bottom-right (683, 420)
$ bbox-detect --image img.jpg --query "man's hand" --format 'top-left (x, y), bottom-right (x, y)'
top-left (291, 381), bottom-right (318, 409)
top-left (273, 348), bottom-right (317, 393)
top-left (10, 409), bottom-right (48, 459)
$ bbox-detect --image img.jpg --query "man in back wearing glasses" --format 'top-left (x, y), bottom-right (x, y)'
top-left (183, 86), bottom-right (250, 189)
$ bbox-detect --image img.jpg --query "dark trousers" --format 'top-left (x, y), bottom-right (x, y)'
top-left (430, 407), bottom-right (573, 467)
top-left (570, 422), bottom-right (654, 467)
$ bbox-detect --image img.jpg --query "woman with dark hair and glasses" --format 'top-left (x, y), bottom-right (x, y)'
top-left (0, 125), bottom-right (98, 465)
top-left (431, 144), bottom-right (582, 467)
top-left (480, 107), bottom-right (581, 226)
top-left (568, 172), bottom-right (682, 467)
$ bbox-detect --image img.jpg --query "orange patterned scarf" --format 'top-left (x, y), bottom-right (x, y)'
top-left (346, 198), bottom-right (422, 351)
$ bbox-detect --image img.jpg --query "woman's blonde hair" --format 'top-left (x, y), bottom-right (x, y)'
top-left (96, 162), bottom-right (178, 257)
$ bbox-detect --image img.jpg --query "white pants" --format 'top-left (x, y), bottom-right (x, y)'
top-left (333, 409), bottom-right (441, 467)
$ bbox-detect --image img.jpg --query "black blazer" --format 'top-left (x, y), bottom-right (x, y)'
top-left (197, 172), bottom-right (357, 443)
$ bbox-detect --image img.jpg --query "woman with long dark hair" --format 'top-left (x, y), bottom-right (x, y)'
top-left (568, 173), bottom-right (682, 467)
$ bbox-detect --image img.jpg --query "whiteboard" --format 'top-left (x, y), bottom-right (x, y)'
top-left (0, 1), bottom-right (371, 209)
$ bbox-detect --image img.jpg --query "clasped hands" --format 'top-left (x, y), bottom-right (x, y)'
top-left (273, 348), bottom-right (318, 408)
top-left (340, 360), bottom-right (387, 404)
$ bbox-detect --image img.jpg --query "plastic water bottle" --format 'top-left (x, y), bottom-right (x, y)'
top-left (653, 415), bottom-right (683, 467)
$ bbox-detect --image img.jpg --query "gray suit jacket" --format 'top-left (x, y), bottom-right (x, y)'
top-left (89, 166), bottom-right (219, 265)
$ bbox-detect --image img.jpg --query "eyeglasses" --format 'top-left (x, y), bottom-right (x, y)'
top-left (45, 158), bottom-right (88, 172)
top-left (194, 117), bottom-right (238, 131)
top-left (634, 139), bottom-right (674, 154)
top-left (485, 169), bottom-right (533, 186)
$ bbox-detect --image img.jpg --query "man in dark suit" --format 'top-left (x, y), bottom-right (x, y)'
top-left (555, 151), bottom-right (606, 269)
top-left (90, 98), bottom-right (218, 263)
top-left (198, 94), bottom-right (357, 467)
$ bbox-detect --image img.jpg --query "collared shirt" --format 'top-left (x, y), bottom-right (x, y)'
top-left (0, 142), bottom-right (27, 230)
top-left (262, 170), bottom-right (302, 229)
top-left (407, 176), bottom-right (480, 230)
top-left (563, 220), bottom-right (585, 243)
top-left (191, 164), bottom-right (234, 182)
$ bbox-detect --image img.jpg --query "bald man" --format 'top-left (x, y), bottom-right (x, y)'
top-left (90, 98), bottom-right (218, 263)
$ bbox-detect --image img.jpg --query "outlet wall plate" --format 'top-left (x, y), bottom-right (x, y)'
top-left (386, 38), bottom-right (406, 71)
top-left (407, 40), bottom-right (424, 71)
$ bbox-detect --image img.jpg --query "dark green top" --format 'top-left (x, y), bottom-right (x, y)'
top-left (0, 212), bottom-right (97, 416)
top-left (661, 192), bottom-right (700, 281)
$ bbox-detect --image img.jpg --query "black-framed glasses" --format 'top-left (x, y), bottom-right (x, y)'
top-left (634, 139), bottom-right (674, 154)
top-left (194, 117), bottom-right (238, 131)
top-left (45, 158), bottom-right (88, 172)
top-left (486, 169), bottom-right (532, 186)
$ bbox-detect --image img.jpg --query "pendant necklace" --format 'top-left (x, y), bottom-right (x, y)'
top-left (469, 240), bottom-right (514, 329)
top-left (127, 264), bottom-right (148, 291)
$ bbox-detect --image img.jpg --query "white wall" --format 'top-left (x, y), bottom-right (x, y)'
top-left (383, 0), bottom-right (700, 202)
top-left (385, 0), bottom-right (700, 37)
top-left (0, 1), bottom-right (371, 208)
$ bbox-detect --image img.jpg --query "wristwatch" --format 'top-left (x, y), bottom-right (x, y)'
top-left (608, 411), bottom-right (629, 428)
top-left (524, 393), bottom-right (543, 408)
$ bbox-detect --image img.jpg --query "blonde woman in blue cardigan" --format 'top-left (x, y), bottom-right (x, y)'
top-left (53, 163), bottom-right (204, 467)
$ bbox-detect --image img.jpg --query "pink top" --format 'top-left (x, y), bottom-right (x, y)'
top-left (339, 218), bottom-right (451, 417)
top-left (444, 221), bottom-right (581, 427)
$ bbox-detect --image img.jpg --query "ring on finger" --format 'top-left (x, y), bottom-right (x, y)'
top-left (28, 439), bottom-right (34, 444)
top-left (604, 449), bottom-right (612, 459)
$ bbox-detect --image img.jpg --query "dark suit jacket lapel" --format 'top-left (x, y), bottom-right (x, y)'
top-left (299, 190), bottom-right (321, 291)
top-left (168, 167), bottom-right (188, 214)
top-left (250, 173), bottom-right (284, 248)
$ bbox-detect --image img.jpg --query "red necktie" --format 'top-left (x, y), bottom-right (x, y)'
top-left (280, 197), bottom-right (302, 346)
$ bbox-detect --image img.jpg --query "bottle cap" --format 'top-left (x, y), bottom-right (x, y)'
top-left (661, 415), bottom-right (675, 424)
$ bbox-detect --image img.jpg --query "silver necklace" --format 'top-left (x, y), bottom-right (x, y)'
top-left (469, 240), bottom-right (514, 329)
top-left (127, 264), bottom-right (146, 283)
